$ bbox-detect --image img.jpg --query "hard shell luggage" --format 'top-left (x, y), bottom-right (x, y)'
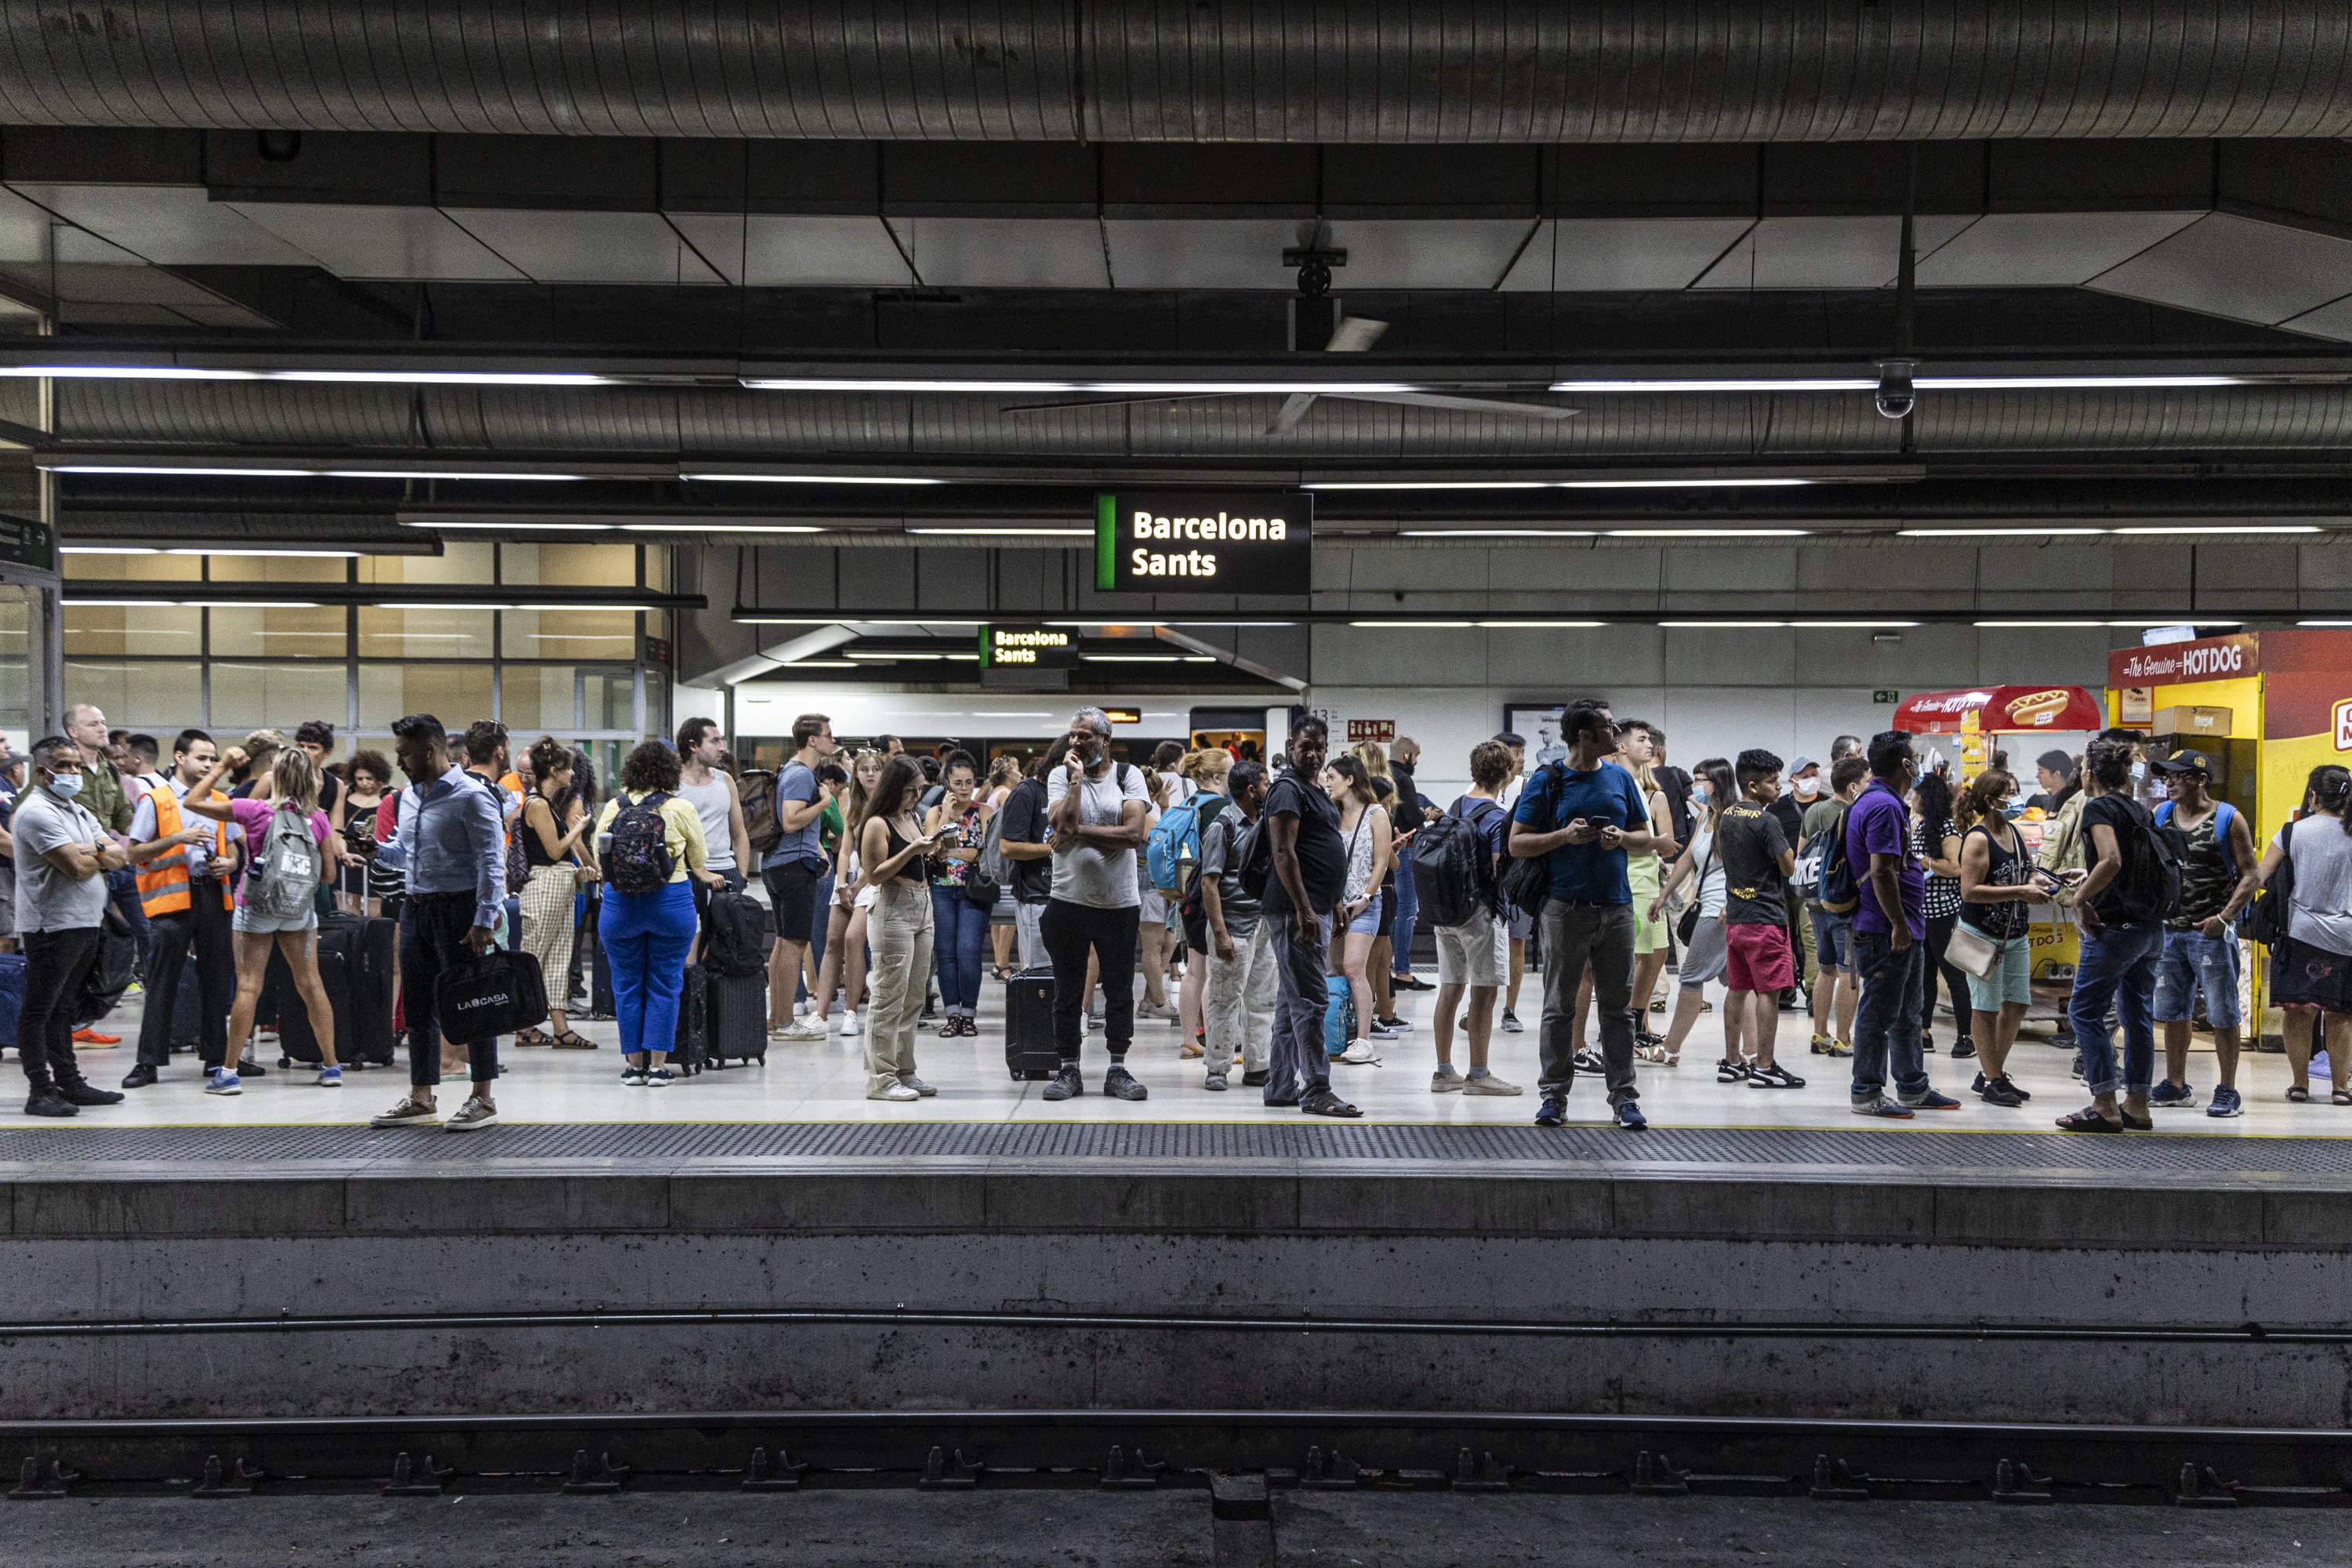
top-left (1004, 966), bottom-right (1060, 1080)
top-left (672, 962), bottom-right (710, 1072)
top-left (347, 914), bottom-right (399, 1065)
top-left (0, 951), bottom-right (23, 1050)
top-left (702, 965), bottom-right (769, 1067)
top-left (276, 940), bottom-right (354, 1065)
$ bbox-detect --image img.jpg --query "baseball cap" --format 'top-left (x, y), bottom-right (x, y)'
top-left (1788, 756), bottom-right (1817, 774)
top-left (2151, 749), bottom-right (2213, 775)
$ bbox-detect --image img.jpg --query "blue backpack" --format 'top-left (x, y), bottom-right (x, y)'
top-left (2154, 800), bottom-right (2238, 880)
top-left (1146, 792), bottom-right (1225, 895)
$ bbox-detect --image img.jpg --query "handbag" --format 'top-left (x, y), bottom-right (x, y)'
top-left (1675, 834), bottom-right (1715, 945)
top-left (433, 948), bottom-right (548, 1044)
top-left (1944, 919), bottom-right (2000, 979)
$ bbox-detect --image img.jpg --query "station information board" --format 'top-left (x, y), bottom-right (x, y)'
top-left (978, 624), bottom-right (1078, 670)
top-left (1093, 489), bottom-right (1312, 595)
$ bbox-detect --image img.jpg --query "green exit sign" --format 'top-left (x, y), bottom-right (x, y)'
top-left (1874, 689), bottom-right (1902, 703)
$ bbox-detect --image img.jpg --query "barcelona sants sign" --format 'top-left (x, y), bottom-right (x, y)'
top-left (1093, 490), bottom-right (1312, 595)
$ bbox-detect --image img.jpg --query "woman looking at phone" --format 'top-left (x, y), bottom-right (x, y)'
top-left (922, 750), bottom-right (993, 1037)
top-left (858, 754), bottom-right (951, 1102)
top-left (1955, 768), bottom-right (2048, 1108)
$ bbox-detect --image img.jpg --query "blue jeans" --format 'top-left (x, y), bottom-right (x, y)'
top-left (799, 872), bottom-right (836, 1007)
top-left (1389, 852), bottom-right (1419, 977)
top-left (2154, 928), bottom-right (2242, 1029)
top-left (1265, 908), bottom-right (1333, 1103)
top-left (598, 880), bottom-right (696, 1058)
top-left (1849, 927), bottom-right (1929, 1105)
top-left (929, 884), bottom-right (989, 1016)
top-left (107, 866), bottom-right (151, 975)
top-left (2073, 920), bottom-right (2163, 1098)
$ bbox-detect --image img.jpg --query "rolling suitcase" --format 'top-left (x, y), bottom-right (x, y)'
top-left (1004, 966), bottom-right (1060, 1080)
top-left (0, 951), bottom-right (22, 1051)
top-left (275, 941), bottom-right (354, 1065)
top-left (672, 962), bottom-right (709, 1073)
top-left (702, 965), bottom-right (769, 1067)
top-left (347, 915), bottom-right (398, 1066)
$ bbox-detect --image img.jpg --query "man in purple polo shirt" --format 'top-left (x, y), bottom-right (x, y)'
top-left (1845, 731), bottom-right (1960, 1118)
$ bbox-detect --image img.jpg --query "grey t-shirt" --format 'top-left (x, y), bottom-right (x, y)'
top-left (1198, 807), bottom-right (1261, 938)
top-left (13, 786), bottom-right (110, 933)
top-left (1044, 761), bottom-right (1149, 909)
top-left (2281, 819), bottom-right (2352, 955)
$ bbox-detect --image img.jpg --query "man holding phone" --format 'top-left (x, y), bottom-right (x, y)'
top-left (1040, 707), bottom-right (1152, 1102)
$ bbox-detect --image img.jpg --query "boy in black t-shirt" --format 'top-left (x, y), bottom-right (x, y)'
top-left (1715, 750), bottom-right (1805, 1089)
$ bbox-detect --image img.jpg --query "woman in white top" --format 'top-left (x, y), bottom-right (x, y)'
top-left (2255, 764), bottom-right (2352, 1103)
top-left (809, 748), bottom-right (886, 1038)
top-left (1646, 757), bottom-right (1736, 1069)
top-left (1323, 753), bottom-right (1392, 1065)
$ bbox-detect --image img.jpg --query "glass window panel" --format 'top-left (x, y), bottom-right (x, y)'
top-left (358, 662), bottom-right (495, 731)
top-left (202, 554), bottom-right (352, 584)
top-left (0, 587), bottom-right (25, 739)
top-left (208, 604), bottom-right (349, 659)
top-left (579, 666), bottom-right (637, 731)
top-left (501, 542), bottom-right (635, 588)
top-left (641, 543), bottom-right (667, 591)
top-left (500, 606), bottom-right (638, 660)
top-left (65, 659), bottom-right (205, 731)
top-left (62, 552), bottom-right (200, 583)
top-left (207, 662), bottom-right (350, 733)
top-left (357, 543), bottom-right (494, 586)
top-left (358, 605), bottom-right (494, 659)
top-left (62, 604), bottom-right (202, 657)
top-left (499, 664), bottom-right (575, 733)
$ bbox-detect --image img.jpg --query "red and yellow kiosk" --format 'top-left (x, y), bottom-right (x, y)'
top-left (2107, 630), bottom-right (2352, 1038)
top-left (1893, 684), bottom-right (2107, 1025)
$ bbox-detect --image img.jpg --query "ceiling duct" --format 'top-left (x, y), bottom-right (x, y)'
top-left (2, 2), bottom-right (2348, 141)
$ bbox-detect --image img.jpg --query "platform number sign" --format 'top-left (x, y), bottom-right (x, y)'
top-left (1094, 489), bottom-right (1312, 596)
top-left (2336, 698), bottom-right (2352, 752)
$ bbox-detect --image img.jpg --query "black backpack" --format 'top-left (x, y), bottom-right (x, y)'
top-left (2243, 818), bottom-right (2295, 946)
top-left (1496, 764), bottom-right (1566, 916)
top-left (702, 890), bottom-right (770, 978)
top-left (2106, 797), bottom-right (2184, 925)
top-left (606, 790), bottom-right (677, 895)
top-left (1413, 797), bottom-right (1504, 928)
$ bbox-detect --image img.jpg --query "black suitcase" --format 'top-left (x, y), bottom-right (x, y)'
top-left (270, 913), bottom-right (401, 1067)
top-left (672, 962), bottom-right (709, 1073)
top-left (1004, 966), bottom-right (1060, 1080)
top-left (703, 965), bottom-right (768, 1067)
top-left (169, 953), bottom-right (204, 1053)
top-left (275, 942), bottom-right (354, 1065)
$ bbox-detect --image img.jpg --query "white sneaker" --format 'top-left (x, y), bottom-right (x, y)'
top-left (868, 1081), bottom-right (920, 1102)
top-left (1463, 1072), bottom-right (1525, 1096)
top-left (779, 1018), bottom-right (826, 1042)
top-left (824, 1011), bottom-right (844, 1033)
top-left (1431, 1067), bottom-right (1465, 1094)
top-left (793, 1000), bottom-right (809, 1018)
top-left (1340, 1040), bottom-right (1380, 1065)
top-left (901, 1076), bottom-right (938, 1098)
top-left (840, 1012), bottom-right (863, 1038)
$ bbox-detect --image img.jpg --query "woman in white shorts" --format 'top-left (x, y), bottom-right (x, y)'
top-left (1646, 757), bottom-right (1736, 1071)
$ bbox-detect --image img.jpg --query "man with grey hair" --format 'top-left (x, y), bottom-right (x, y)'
top-left (1040, 706), bottom-right (1152, 1102)
top-left (9, 735), bottom-right (129, 1116)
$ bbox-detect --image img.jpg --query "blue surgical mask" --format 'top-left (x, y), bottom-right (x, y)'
top-left (1692, 786), bottom-right (1711, 806)
top-left (45, 773), bottom-right (82, 800)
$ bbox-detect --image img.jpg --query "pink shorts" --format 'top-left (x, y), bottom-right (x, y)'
top-left (1725, 922), bottom-right (1795, 993)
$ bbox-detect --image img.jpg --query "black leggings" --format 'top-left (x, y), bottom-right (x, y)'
top-left (1921, 913), bottom-right (1974, 1045)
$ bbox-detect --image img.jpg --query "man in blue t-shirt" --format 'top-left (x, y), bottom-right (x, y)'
top-left (1508, 699), bottom-right (1661, 1131)
top-left (762, 713), bottom-right (837, 1041)
top-left (1842, 730), bottom-right (1957, 1117)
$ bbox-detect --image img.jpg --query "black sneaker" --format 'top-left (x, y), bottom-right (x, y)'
top-left (1951, 1038), bottom-right (1977, 1059)
top-left (1978, 1076), bottom-right (2028, 1108)
top-left (1573, 1047), bottom-right (1605, 1074)
top-left (58, 1080), bottom-right (125, 1107)
top-left (1996, 1073), bottom-right (2031, 1103)
top-left (1534, 1094), bottom-right (1566, 1127)
top-left (1715, 1058), bottom-right (1748, 1083)
top-left (120, 1063), bottom-right (158, 1089)
top-left (1104, 1064), bottom-right (1149, 1102)
top-left (23, 1088), bottom-right (76, 1117)
top-left (1040, 1064), bottom-right (1083, 1102)
top-left (1241, 1069), bottom-right (1269, 1087)
top-left (1747, 1062), bottom-right (1805, 1089)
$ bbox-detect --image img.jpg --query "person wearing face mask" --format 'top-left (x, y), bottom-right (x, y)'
top-left (9, 735), bottom-right (131, 1117)
top-left (1774, 758), bottom-right (1820, 1004)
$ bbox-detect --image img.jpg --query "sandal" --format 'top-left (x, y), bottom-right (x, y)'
top-left (2119, 1109), bottom-right (2153, 1131)
top-left (551, 1030), bottom-right (597, 1050)
top-left (2288, 1084), bottom-right (2311, 1103)
top-left (2333, 1090), bottom-right (2352, 1107)
top-left (514, 1028), bottom-right (551, 1047)
top-left (1300, 1089), bottom-right (1363, 1119)
top-left (1634, 1044), bottom-right (1678, 1067)
top-left (2055, 1107), bottom-right (2125, 1133)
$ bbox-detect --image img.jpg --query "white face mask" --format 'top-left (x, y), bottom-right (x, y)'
top-left (1792, 777), bottom-right (1820, 800)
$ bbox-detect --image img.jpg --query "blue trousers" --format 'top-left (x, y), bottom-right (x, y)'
top-left (1389, 852), bottom-right (1418, 978)
top-left (599, 880), bottom-right (696, 1058)
top-left (107, 866), bottom-right (151, 975)
top-left (2072, 920), bottom-right (2163, 1098)
top-left (1849, 927), bottom-right (1929, 1105)
top-left (930, 884), bottom-right (989, 1016)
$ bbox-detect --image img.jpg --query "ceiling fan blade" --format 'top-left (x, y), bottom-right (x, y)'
top-left (1268, 392), bottom-right (1321, 434)
top-left (1330, 390), bottom-right (1581, 420)
top-left (1325, 315), bottom-right (1390, 353)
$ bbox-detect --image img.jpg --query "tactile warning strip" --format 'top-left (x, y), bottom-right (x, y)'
top-left (0, 1121), bottom-right (2348, 1176)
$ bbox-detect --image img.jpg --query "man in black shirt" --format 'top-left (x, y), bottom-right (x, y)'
top-left (994, 742), bottom-right (1060, 971)
top-left (1715, 750), bottom-right (1804, 1088)
top-left (2057, 735), bottom-right (2165, 1132)
top-left (1388, 737), bottom-right (1432, 992)
top-left (1262, 717), bottom-right (1356, 1116)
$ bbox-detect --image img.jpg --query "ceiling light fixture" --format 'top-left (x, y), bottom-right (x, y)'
top-left (1802, 620), bottom-right (1925, 628)
top-left (2111, 524), bottom-right (2323, 535)
top-left (1897, 527), bottom-right (2111, 537)
top-left (1606, 528), bottom-right (1812, 538)
top-left (1552, 378), bottom-right (1877, 394)
top-left (1564, 477), bottom-right (1813, 490)
top-left (2299, 619), bottom-right (2352, 627)
top-left (1658, 619), bottom-right (1786, 628)
top-left (618, 523), bottom-right (826, 533)
top-left (1548, 375), bottom-right (2249, 394)
top-left (0, 365), bottom-right (618, 386)
top-left (376, 601), bottom-right (652, 612)
top-left (49, 464), bottom-right (316, 477)
top-left (1973, 619), bottom-right (2103, 628)
top-left (60, 545), bottom-right (158, 554)
top-left (683, 473), bottom-right (952, 486)
top-left (1475, 619), bottom-right (1607, 628)
top-left (1312, 478), bottom-right (1813, 492)
top-left (1397, 528), bottom-right (1599, 538)
top-left (1347, 620), bottom-right (1476, 628)
top-left (406, 520), bottom-right (619, 532)
top-left (906, 527), bottom-right (1094, 537)
top-left (166, 548), bottom-right (361, 558)
top-left (320, 470), bottom-right (587, 481)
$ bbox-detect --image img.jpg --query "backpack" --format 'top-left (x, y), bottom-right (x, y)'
top-left (1794, 812), bottom-right (1836, 902)
top-left (1413, 797), bottom-right (1505, 929)
top-left (2106, 797), bottom-right (2183, 925)
top-left (701, 890), bottom-right (770, 978)
top-left (2243, 818), bottom-right (2294, 946)
top-left (1817, 804), bottom-right (1860, 915)
top-left (1496, 763), bottom-right (1566, 916)
top-left (2154, 800), bottom-right (2239, 882)
top-left (740, 768), bottom-right (780, 861)
top-left (606, 790), bottom-right (677, 895)
top-left (1146, 793), bottom-right (1225, 896)
top-left (247, 805), bottom-right (321, 921)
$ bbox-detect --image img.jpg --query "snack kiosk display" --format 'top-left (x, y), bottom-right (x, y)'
top-left (1893, 684), bottom-right (2107, 1028)
top-left (2108, 630), bottom-right (2352, 1041)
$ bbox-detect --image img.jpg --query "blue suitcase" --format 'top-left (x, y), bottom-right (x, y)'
top-left (0, 951), bottom-right (22, 1050)
top-left (1323, 985), bottom-right (1356, 1058)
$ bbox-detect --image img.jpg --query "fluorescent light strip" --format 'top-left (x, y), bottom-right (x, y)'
top-left (1348, 620), bottom-right (1476, 628)
top-left (1659, 619), bottom-right (1786, 628)
top-left (1552, 378), bottom-right (1876, 394)
top-left (1799, 620), bottom-right (1924, 628)
top-left (2111, 524), bottom-right (2322, 535)
top-left (1398, 529), bottom-right (1599, 538)
top-left (2299, 620), bottom-right (2352, 627)
top-left (907, 527), bottom-right (1094, 537)
top-left (0, 366), bottom-right (615, 386)
top-left (414, 521), bottom-right (619, 531)
top-left (619, 524), bottom-right (825, 534)
top-left (1477, 619), bottom-right (1606, 628)
top-left (51, 465), bottom-right (316, 477)
top-left (1565, 477), bottom-right (1813, 489)
top-left (684, 473), bottom-right (951, 486)
top-left (1968, 619), bottom-right (2238, 629)
top-left (376, 602), bottom-right (649, 612)
top-left (167, 548), bottom-right (359, 558)
top-left (49, 463), bottom-right (589, 481)
top-left (1606, 528), bottom-right (1812, 538)
top-left (744, 378), bottom-right (1417, 395)
top-left (1899, 527), bottom-right (2110, 537)
top-left (1312, 478), bottom-right (1812, 492)
top-left (60, 546), bottom-right (158, 554)
top-left (321, 470), bottom-right (585, 481)
top-left (1549, 375), bottom-right (2248, 394)
top-left (779, 659), bottom-right (858, 668)
top-left (1083, 655), bottom-right (1215, 663)
top-left (1311, 481), bottom-right (1552, 492)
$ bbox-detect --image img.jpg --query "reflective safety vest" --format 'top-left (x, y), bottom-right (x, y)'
top-left (135, 787), bottom-right (231, 916)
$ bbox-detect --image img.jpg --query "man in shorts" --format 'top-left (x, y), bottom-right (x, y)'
top-left (1714, 749), bottom-right (1806, 1088)
top-left (1431, 740), bottom-right (1521, 1096)
top-left (1804, 756), bottom-right (1868, 1057)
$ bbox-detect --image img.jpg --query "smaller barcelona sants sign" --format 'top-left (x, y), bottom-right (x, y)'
top-left (1094, 490), bottom-right (1312, 595)
top-left (978, 625), bottom-right (1077, 670)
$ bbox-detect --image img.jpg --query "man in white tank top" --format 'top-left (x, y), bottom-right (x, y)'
top-left (677, 719), bottom-right (750, 891)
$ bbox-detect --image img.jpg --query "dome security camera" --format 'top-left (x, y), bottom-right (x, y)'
top-left (1875, 361), bottom-right (1915, 421)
